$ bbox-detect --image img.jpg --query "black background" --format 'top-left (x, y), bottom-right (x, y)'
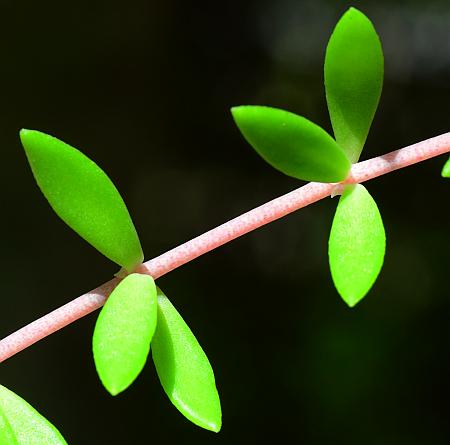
top-left (1, 0), bottom-right (450, 443)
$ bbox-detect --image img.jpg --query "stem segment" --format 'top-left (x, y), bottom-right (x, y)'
top-left (1, 132), bottom-right (450, 363)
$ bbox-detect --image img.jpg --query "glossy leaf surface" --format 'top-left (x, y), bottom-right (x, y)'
top-left (20, 129), bottom-right (143, 271)
top-left (232, 106), bottom-right (350, 182)
top-left (93, 273), bottom-right (157, 395)
top-left (442, 156), bottom-right (450, 178)
top-left (325, 7), bottom-right (383, 163)
top-left (0, 385), bottom-right (67, 444)
top-left (0, 408), bottom-right (17, 445)
top-left (329, 184), bottom-right (385, 306)
top-left (152, 288), bottom-right (221, 432)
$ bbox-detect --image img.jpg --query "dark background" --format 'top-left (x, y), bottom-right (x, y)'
top-left (1, 0), bottom-right (449, 443)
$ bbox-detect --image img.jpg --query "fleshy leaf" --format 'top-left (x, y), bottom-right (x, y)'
top-left (0, 385), bottom-right (67, 444)
top-left (0, 407), bottom-right (17, 445)
top-left (231, 105), bottom-right (351, 182)
top-left (325, 7), bottom-right (384, 163)
top-left (442, 156), bottom-right (450, 178)
top-left (93, 273), bottom-right (157, 395)
top-left (328, 184), bottom-right (385, 306)
top-left (20, 129), bottom-right (144, 271)
top-left (152, 288), bottom-right (221, 432)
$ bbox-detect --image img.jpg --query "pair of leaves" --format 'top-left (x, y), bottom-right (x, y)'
top-left (0, 385), bottom-right (67, 444)
top-left (93, 275), bottom-right (221, 432)
top-left (21, 132), bottom-right (221, 431)
top-left (232, 7), bottom-right (383, 182)
top-left (232, 8), bottom-right (386, 305)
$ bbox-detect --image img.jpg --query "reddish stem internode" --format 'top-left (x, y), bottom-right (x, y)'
top-left (1, 132), bottom-right (449, 363)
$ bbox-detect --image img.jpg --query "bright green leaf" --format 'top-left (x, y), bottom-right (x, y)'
top-left (328, 184), bottom-right (385, 306)
top-left (152, 288), bottom-right (221, 432)
top-left (442, 156), bottom-right (450, 178)
top-left (231, 105), bottom-right (351, 182)
top-left (325, 7), bottom-right (384, 163)
top-left (93, 273), bottom-right (157, 395)
top-left (0, 385), bottom-right (67, 445)
top-left (20, 129), bottom-right (144, 271)
top-left (0, 407), bottom-right (17, 445)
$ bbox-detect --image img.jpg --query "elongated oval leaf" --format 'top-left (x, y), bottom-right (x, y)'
top-left (0, 408), bottom-right (18, 445)
top-left (328, 184), bottom-right (385, 306)
top-left (232, 105), bottom-right (350, 182)
top-left (20, 129), bottom-right (144, 271)
top-left (93, 273), bottom-right (157, 395)
top-left (442, 156), bottom-right (450, 178)
top-left (325, 7), bottom-right (383, 163)
top-left (152, 288), bottom-right (221, 432)
top-left (0, 385), bottom-right (67, 444)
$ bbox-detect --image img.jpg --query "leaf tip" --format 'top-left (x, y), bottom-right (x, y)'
top-left (343, 294), bottom-right (363, 308)
top-left (207, 419), bottom-right (222, 433)
top-left (189, 411), bottom-right (222, 433)
top-left (230, 105), bottom-right (249, 121)
top-left (105, 383), bottom-right (122, 397)
top-left (95, 359), bottom-right (137, 397)
top-left (19, 128), bottom-right (33, 146)
top-left (344, 6), bottom-right (367, 20)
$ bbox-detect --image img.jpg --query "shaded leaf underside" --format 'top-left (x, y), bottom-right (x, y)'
top-left (151, 288), bottom-right (222, 432)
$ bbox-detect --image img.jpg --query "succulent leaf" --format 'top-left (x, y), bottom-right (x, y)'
top-left (328, 184), bottom-right (385, 306)
top-left (93, 273), bottom-right (157, 395)
top-left (20, 129), bottom-right (144, 271)
top-left (0, 385), bottom-right (67, 444)
top-left (325, 7), bottom-right (384, 163)
top-left (232, 105), bottom-right (350, 182)
top-left (152, 288), bottom-right (221, 432)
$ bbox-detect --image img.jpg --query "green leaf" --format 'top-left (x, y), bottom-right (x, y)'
top-left (0, 408), bottom-right (17, 445)
top-left (20, 129), bottom-right (144, 271)
top-left (442, 156), bottom-right (450, 178)
top-left (152, 288), bottom-right (221, 432)
top-left (0, 385), bottom-right (67, 444)
top-left (328, 184), bottom-right (385, 306)
top-left (231, 105), bottom-right (351, 182)
top-left (93, 273), bottom-right (157, 395)
top-left (325, 7), bottom-right (384, 163)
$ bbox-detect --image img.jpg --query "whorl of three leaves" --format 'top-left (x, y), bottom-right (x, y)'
top-left (20, 130), bottom-right (222, 432)
top-left (232, 7), bottom-right (386, 305)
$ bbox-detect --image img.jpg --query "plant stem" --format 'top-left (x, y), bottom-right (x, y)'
top-left (1, 132), bottom-right (450, 363)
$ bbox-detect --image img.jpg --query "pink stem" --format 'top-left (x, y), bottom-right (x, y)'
top-left (1, 132), bottom-right (450, 363)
